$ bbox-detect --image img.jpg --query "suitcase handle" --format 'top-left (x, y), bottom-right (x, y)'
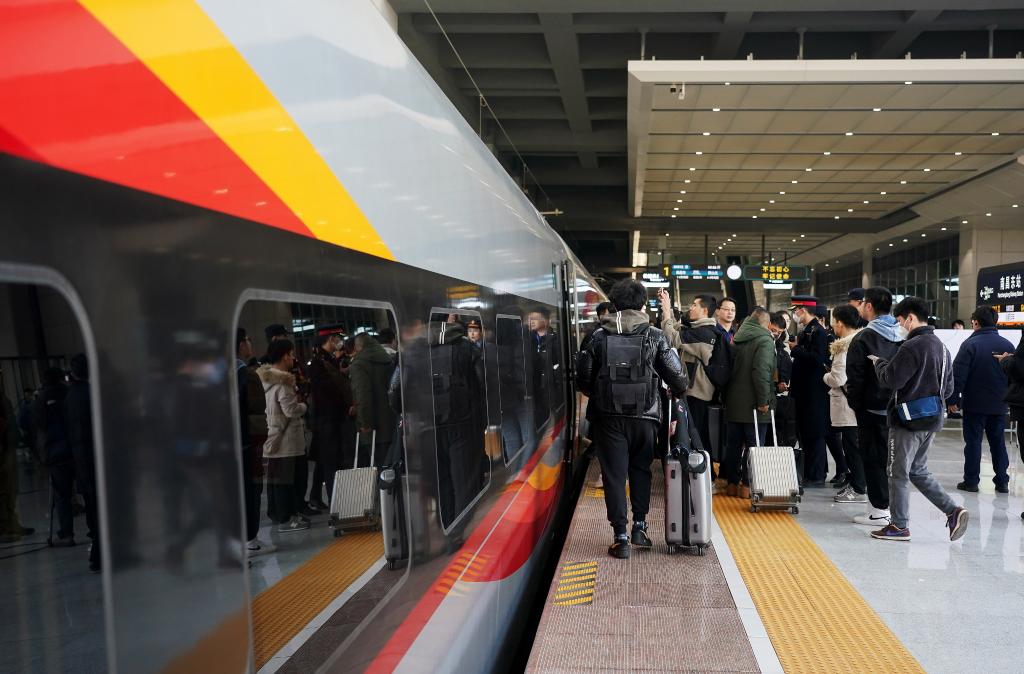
top-left (751, 407), bottom-right (779, 447)
top-left (353, 430), bottom-right (377, 469)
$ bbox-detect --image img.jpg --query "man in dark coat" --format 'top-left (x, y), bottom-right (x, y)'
top-left (948, 305), bottom-right (1015, 493)
top-left (308, 332), bottom-right (355, 505)
top-left (529, 306), bottom-right (559, 426)
top-left (350, 333), bottom-right (398, 467)
top-left (34, 367), bottom-right (74, 545)
top-left (578, 279), bottom-right (688, 559)
top-left (66, 354), bottom-right (100, 571)
top-left (788, 296), bottom-right (831, 487)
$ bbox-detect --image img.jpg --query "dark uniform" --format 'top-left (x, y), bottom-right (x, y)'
top-left (789, 297), bottom-right (831, 484)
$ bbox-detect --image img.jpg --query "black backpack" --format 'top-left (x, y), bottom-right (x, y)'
top-left (703, 333), bottom-right (733, 391)
top-left (597, 329), bottom-right (657, 415)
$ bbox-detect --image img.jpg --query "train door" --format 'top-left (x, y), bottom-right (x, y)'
top-left (556, 261), bottom-right (579, 467)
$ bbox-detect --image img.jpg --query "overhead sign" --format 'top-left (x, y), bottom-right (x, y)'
top-left (763, 280), bottom-right (794, 290)
top-left (641, 271), bottom-right (670, 288)
top-left (663, 264), bottom-right (723, 280)
top-left (743, 264), bottom-right (810, 283)
top-left (977, 263), bottom-right (1024, 327)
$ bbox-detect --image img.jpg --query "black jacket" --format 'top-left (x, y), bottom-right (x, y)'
top-left (846, 317), bottom-right (902, 416)
top-left (874, 326), bottom-right (954, 432)
top-left (774, 334), bottom-right (793, 388)
top-left (578, 309), bottom-right (688, 424)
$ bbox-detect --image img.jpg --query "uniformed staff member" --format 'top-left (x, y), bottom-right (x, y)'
top-left (789, 296), bottom-right (831, 487)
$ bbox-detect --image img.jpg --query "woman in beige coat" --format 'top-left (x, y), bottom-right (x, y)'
top-left (258, 340), bottom-right (310, 533)
top-left (823, 305), bottom-right (866, 504)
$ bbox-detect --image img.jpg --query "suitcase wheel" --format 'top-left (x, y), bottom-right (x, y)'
top-left (667, 544), bottom-right (677, 555)
top-left (333, 528), bottom-right (343, 538)
top-left (790, 506), bottom-right (799, 515)
top-left (750, 505), bottom-right (759, 513)
top-left (695, 545), bottom-right (707, 557)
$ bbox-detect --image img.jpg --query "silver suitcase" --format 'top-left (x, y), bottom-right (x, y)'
top-left (378, 464), bottom-right (407, 569)
top-left (747, 409), bottom-right (801, 514)
top-left (330, 431), bottom-right (380, 532)
top-left (665, 398), bottom-right (713, 555)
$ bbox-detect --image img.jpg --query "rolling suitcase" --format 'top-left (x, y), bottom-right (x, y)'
top-left (747, 409), bottom-right (801, 514)
top-left (330, 430), bottom-right (380, 534)
top-left (378, 459), bottom-right (408, 569)
top-left (665, 398), bottom-right (713, 555)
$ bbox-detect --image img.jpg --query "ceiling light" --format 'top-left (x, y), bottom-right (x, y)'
top-left (823, 151), bottom-right (832, 156)
top-left (876, 248), bottom-right (880, 251)
top-left (792, 180), bottom-right (798, 184)
top-left (752, 215), bottom-right (758, 219)
top-left (863, 200), bottom-right (870, 204)
top-left (671, 214), bottom-right (677, 218)
top-left (940, 226), bottom-right (946, 230)
top-left (769, 200), bottom-right (775, 204)
top-left (780, 191), bottom-right (786, 195)
top-left (923, 168), bottom-right (931, 172)
top-left (834, 216), bottom-right (840, 220)
top-left (712, 107), bottom-right (721, 112)
top-left (954, 152), bottom-right (962, 156)
top-left (889, 243), bottom-right (894, 247)
top-left (845, 132), bottom-right (854, 136)
top-left (702, 132), bottom-right (711, 136)
top-left (760, 208), bottom-right (766, 212)
top-left (695, 151), bottom-right (703, 155)
top-left (825, 263), bottom-right (830, 267)
top-left (873, 107), bottom-right (882, 112)
top-left (962, 220), bottom-right (968, 224)
top-left (718, 246), bottom-right (723, 249)
top-left (724, 82), bottom-right (731, 86)
top-left (902, 238), bottom-right (908, 242)
top-left (921, 233), bottom-right (927, 237)
top-left (792, 238), bottom-right (797, 242)
top-left (905, 81), bottom-right (913, 85)
top-left (992, 132), bottom-right (1000, 136)
top-left (900, 180), bottom-right (908, 184)
top-left (665, 233), bottom-right (670, 237)
top-left (673, 207), bottom-right (679, 210)
top-left (848, 208), bottom-right (854, 212)
top-left (732, 233), bottom-right (737, 236)
top-left (1013, 204), bottom-right (1019, 208)
top-left (987, 212), bottom-right (992, 216)
top-left (679, 190), bottom-right (686, 194)
top-left (684, 179), bottom-right (691, 183)
top-left (677, 199), bottom-right (683, 203)
top-left (689, 167), bottom-right (696, 171)
top-left (880, 191), bottom-right (887, 195)
top-left (800, 234), bottom-right (805, 238)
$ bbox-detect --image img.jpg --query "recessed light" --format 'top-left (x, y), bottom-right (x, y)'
top-left (873, 107), bottom-right (882, 112)
top-left (941, 226), bottom-right (947, 230)
top-left (806, 168), bottom-right (813, 172)
top-left (752, 215), bottom-right (758, 219)
top-left (800, 234), bottom-right (805, 238)
top-left (780, 191), bottom-right (786, 195)
top-left (863, 200), bottom-right (870, 204)
top-left (695, 151), bottom-right (703, 155)
top-left (684, 179), bottom-right (691, 183)
top-left (677, 199), bottom-right (683, 203)
top-left (825, 263), bottom-right (830, 267)
top-left (834, 216), bottom-right (840, 220)
top-left (880, 191), bottom-right (887, 195)
top-left (680, 190), bottom-right (686, 194)
top-left (954, 152), bottom-right (963, 156)
top-left (902, 238), bottom-right (908, 242)
top-left (905, 81), bottom-right (913, 85)
top-left (712, 107), bottom-right (721, 112)
top-left (671, 214), bottom-right (677, 218)
top-left (845, 131), bottom-right (854, 136)
top-left (792, 238), bottom-right (797, 242)
top-left (900, 180), bottom-right (908, 184)
top-left (689, 167), bottom-right (696, 171)
top-left (876, 248), bottom-right (880, 251)
top-left (1014, 204), bottom-right (1020, 208)
top-left (923, 168), bottom-right (931, 172)
top-left (718, 246), bottom-right (722, 249)
top-left (992, 132), bottom-right (1000, 136)
top-left (732, 233), bottom-right (737, 236)
top-left (962, 220), bottom-right (968, 224)
top-left (792, 180), bottom-right (798, 184)
top-left (921, 233), bottom-right (927, 237)
top-left (724, 82), bottom-right (731, 86)
top-left (673, 207), bottom-right (679, 210)
top-left (889, 243), bottom-right (894, 246)
top-left (702, 132), bottom-right (711, 136)
top-left (848, 208), bottom-right (854, 212)
top-left (769, 200), bottom-right (775, 204)
top-left (760, 208), bottom-right (766, 212)
top-left (987, 212), bottom-right (992, 216)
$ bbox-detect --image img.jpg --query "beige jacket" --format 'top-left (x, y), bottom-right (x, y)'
top-left (823, 331), bottom-right (860, 428)
top-left (258, 365), bottom-right (308, 458)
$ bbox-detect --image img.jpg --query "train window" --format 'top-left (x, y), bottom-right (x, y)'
top-left (233, 294), bottom-right (404, 672)
top-left (428, 311), bottom-right (490, 530)
top-left (495, 315), bottom-right (533, 463)
top-left (0, 276), bottom-right (108, 672)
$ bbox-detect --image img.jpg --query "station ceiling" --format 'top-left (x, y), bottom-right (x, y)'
top-left (391, 1), bottom-right (1024, 272)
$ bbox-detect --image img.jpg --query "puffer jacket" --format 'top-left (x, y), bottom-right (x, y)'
top-left (578, 309), bottom-right (688, 424)
top-left (846, 315), bottom-right (902, 417)
top-left (724, 317), bottom-right (776, 424)
top-left (949, 327), bottom-right (1014, 415)
top-left (258, 365), bottom-right (308, 458)
top-left (660, 315), bottom-right (718, 401)
top-left (823, 331), bottom-right (860, 427)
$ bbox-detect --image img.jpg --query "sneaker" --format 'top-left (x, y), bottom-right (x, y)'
top-left (870, 524), bottom-right (911, 541)
top-left (297, 514), bottom-right (311, 525)
top-left (946, 507), bottom-right (969, 541)
top-left (833, 475), bottom-right (850, 490)
top-left (51, 536), bottom-right (76, 547)
top-left (246, 538), bottom-right (278, 557)
top-left (834, 487), bottom-right (867, 503)
top-left (738, 485), bottom-right (751, 499)
top-left (829, 472), bottom-right (846, 485)
top-left (631, 522), bottom-right (652, 549)
top-left (308, 499), bottom-right (329, 511)
top-left (995, 483), bottom-right (1009, 494)
top-left (956, 481), bottom-right (978, 493)
top-left (278, 517), bottom-right (310, 533)
top-left (608, 534), bottom-right (630, 559)
top-left (853, 508), bottom-right (891, 526)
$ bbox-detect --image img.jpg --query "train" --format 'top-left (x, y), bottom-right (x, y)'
top-left (0, 1), bottom-right (604, 672)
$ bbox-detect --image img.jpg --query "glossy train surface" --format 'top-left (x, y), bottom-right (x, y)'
top-left (0, 1), bottom-right (602, 672)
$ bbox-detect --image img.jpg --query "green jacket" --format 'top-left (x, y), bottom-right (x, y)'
top-left (724, 317), bottom-right (776, 424)
top-left (349, 338), bottom-right (397, 447)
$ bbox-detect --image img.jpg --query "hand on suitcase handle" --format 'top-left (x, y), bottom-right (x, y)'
top-left (752, 407), bottom-right (780, 447)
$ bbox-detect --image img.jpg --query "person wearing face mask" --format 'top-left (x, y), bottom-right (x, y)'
top-left (869, 297), bottom-right (968, 543)
top-left (844, 287), bottom-right (902, 527)
top-left (788, 296), bottom-right (831, 487)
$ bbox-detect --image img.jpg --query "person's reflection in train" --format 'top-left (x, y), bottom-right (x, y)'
top-left (466, 319), bottom-right (483, 349)
top-left (350, 333), bottom-right (398, 467)
top-left (528, 307), bottom-right (557, 426)
top-left (308, 332), bottom-right (353, 509)
top-left (430, 315), bottom-right (486, 528)
top-left (497, 315), bottom-right (532, 466)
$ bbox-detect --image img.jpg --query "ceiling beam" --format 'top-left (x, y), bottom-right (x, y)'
top-left (711, 11), bottom-right (753, 59)
top-left (538, 13), bottom-right (596, 169)
top-left (871, 9), bottom-right (942, 58)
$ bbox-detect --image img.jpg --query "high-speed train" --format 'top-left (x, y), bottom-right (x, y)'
top-left (0, 1), bottom-right (604, 672)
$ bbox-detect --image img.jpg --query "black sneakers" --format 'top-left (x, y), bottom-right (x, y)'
top-left (608, 534), bottom-right (630, 559)
top-left (631, 521), bottom-right (653, 549)
top-left (995, 483), bottom-right (1009, 494)
top-left (956, 481), bottom-right (979, 493)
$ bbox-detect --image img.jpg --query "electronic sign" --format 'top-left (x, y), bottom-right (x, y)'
top-left (641, 271), bottom-right (670, 288)
top-left (977, 263), bottom-right (1024, 327)
top-left (742, 264), bottom-right (810, 283)
top-left (663, 264), bottom-right (723, 280)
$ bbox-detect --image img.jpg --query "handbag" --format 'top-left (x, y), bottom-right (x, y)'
top-left (895, 344), bottom-right (947, 430)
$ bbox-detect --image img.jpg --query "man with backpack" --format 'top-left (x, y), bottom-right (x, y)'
top-left (578, 279), bottom-right (688, 559)
top-left (657, 291), bottom-right (728, 462)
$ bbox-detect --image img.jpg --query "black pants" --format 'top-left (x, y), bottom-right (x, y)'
top-left (687, 397), bottom-right (717, 480)
top-left (594, 417), bottom-right (657, 536)
top-left (294, 455), bottom-right (309, 508)
top-left (831, 426), bottom-right (863, 493)
top-left (267, 456), bottom-right (305, 523)
top-left (825, 429), bottom-right (848, 475)
top-left (49, 458), bottom-right (75, 540)
top-left (799, 428), bottom-right (828, 483)
top-left (857, 414), bottom-right (890, 510)
top-left (241, 444), bottom-right (263, 541)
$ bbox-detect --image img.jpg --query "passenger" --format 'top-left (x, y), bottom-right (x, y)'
top-left (715, 296), bottom-right (738, 343)
top-left (0, 383), bottom-right (33, 543)
top-left (350, 333), bottom-right (398, 467)
top-left (824, 306), bottom-right (867, 504)
top-left (951, 319), bottom-right (967, 330)
top-left (657, 290), bottom-right (720, 471)
top-left (788, 296), bottom-right (831, 488)
top-left (846, 288), bottom-right (870, 328)
top-left (577, 279), bottom-right (687, 559)
top-left (947, 305), bottom-right (1015, 494)
top-left (258, 340), bottom-right (310, 533)
top-left (308, 332), bottom-right (354, 509)
top-left (819, 305), bottom-right (850, 486)
top-left (768, 312), bottom-right (799, 469)
top-left (378, 327), bottom-right (399, 361)
top-left (579, 301), bottom-right (614, 353)
top-left (845, 287), bottom-right (901, 527)
top-left (496, 315), bottom-right (532, 464)
top-left (994, 339), bottom-right (1024, 520)
top-left (869, 297), bottom-right (968, 542)
top-left (466, 319), bottom-right (483, 349)
top-left (722, 308), bottom-right (776, 498)
top-left (33, 367), bottom-right (75, 546)
top-left (63, 354), bottom-right (101, 570)
top-left (236, 330), bottom-right (275, 557)
top-left (17, 387), bottom-right (35, 452)
top-left (528, 306), bottom-right (557, 425)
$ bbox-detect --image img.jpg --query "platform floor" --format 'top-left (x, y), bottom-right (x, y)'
top-left (528, 428), bottom-right (1024, 673)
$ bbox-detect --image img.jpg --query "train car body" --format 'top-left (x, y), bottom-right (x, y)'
top-left (0, 1), bottom-right (603, 672)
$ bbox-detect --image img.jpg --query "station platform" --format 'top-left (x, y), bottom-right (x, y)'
top-left (528, 429), bottom-right (1024, 673)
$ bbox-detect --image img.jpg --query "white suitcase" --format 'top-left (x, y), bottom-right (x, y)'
top-left (330, 431), bottom-right (380, 533)
top-left (665, 398), bottom-right (712, 555)
top-left (747, 409), bottom-right (801, 514)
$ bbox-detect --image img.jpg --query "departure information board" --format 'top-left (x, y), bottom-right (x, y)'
top-left (663, 264), bottom-right (723, 280)
top-left (978, 263), bottom-right (1024, 326)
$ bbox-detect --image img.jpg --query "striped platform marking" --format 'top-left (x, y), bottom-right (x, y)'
top-left (250, 531), bottom-right (384, 670)
top-left (714, 495), bottom-right (925, 673)
top-left (551, 561), bottom-right (597, 606)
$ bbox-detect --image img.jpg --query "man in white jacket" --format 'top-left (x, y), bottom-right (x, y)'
top-left (823, 305), bottom-right (866, 504)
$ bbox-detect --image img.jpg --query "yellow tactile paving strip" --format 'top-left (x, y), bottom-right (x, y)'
top-left (251, 531), bottom-right (383, 669)
top-left (551, 561), bottom-right (598, 606)
top-left (715, 495), bottom-right (925, 674)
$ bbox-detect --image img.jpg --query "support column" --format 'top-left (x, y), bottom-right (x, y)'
top-left (861, 245), bottom-right (874, 289)
top-left (956, 226), bottom-right (1024, 319)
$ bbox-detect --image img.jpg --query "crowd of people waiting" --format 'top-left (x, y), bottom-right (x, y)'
top-left (579, 278), bottom-right (1024, 558)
